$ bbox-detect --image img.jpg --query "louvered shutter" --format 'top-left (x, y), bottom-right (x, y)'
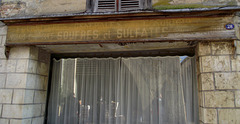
top-left (97, 0), bottom-right (116, 12)
top-left (119, 0), bottom-right (140, 11)
top-left (95, 0), bottom-right (141, 12)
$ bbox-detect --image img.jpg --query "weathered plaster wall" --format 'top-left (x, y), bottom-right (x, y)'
top-left (153, 0), bottom-right (239, 9)
top-left (0, 25), bottom-right (51, 124)
top-left (0, 0), bottom-right (86, 18)
top-left (197, 41), bottom-right (240, 124)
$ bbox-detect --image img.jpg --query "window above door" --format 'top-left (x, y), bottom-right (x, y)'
top-left (87, 0), bottom-right (151, 12)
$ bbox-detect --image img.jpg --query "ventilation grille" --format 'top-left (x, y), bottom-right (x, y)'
top-left (120, 0), bottom-right (140, 10)
top-left (98, 0), bottom-right (116, 11)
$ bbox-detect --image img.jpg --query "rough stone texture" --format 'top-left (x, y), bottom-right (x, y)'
top-left (219, 109), bottom-right (240, 124)
top-left (0, 43), bottom-right (50, 124)
top-left (0, 89), bottom-right (13, 104)
top-left (0, 2), bottom-right (26, 18)
top-left (12, 90), bottom-right (34, 104)
top-left (9, 46), bottom-right (30, 59)
top-left (212, 42), bottom-right (233, 55)
top-left (204, 91), bottom-right (235, 107)
top-left (2, 104), bottom-right (41, 118)
top-left (0, 47), bottom-right (6, 59)
top-left (41, 104), bottom-right (46, 116)
top-left (231, 55), bottom-right (240, 71)
top-left (0, 74), bottom-right (6, 88)
top-left (197, 42), bottom-right (211, 56)
top-left (0, 0), bottom-right (86, 18)
top-left (0, 26), bottom-right (7, 35)
top-left (0, 35), bottom-right (6, 45)
top-left (236, 91), bottom-right (240, 107)
top-left (200, 73), bottom-right (214, 90)
top-left (37, 62), bottom-right (49, 76)
top-left (202, 108), bottom-right (217, 123)
top-left (0, 119), bottom-right (9, 124)
top-left (153, 0), bottom-right (238, 8)
top-left (35, 75), bottom-right (47, 90)
top-left (10, 119), bottom-right (32, 124)
top-left (215, 72), bottom-right (240, 89)
top-left (32, 117), bottom-right (44, 124)
top-left (34, 91), bottom-right (47, 104)
top-left (0, 59), bottom-right (17, 72)
top-left (200, 56), bottom-right (231, 72)
top-left (6, 74), bottom-right (28, 88)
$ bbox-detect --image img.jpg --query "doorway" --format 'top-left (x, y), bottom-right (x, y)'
top-left (46, 56), bottom-right (198, 124)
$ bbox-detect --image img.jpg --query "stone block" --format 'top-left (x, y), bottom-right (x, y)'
top-left (235, 91), bottom-right (240, 107)
top-left (28, 60), bottom-right (38, 73)
top-left (0, 26), bottom-right (7, 35)
top-left (41, 104), bottom-right (46, 116)
top-left (30, 46), bottom-right (39, 60)
top-left (204, 91), bottom-right (234, 107)
top-left (34, 75), bottom-right (45, 90)
top-left (16, 59), bottom-right (37, 73)
top-left (16, 59), bottom-right (29, 73)
top-left (0, 46), bottom-right (6, 59)
top-left (0, 74), bottom-right (6, 88)
top-left (199, 92), bottom-right (205, 107)
top-left (197, 42), bottom-right (211, 56)
top-left (202, 108), bottom-right (217, 123)
top-left (215, 73), bottom-right (240, 89)
top-left (26, 74), bottom-right (37, 89)
top-left (200, 73), bottom-right (214, 90)
top-left (0, 35), bottom-right (6, 46)
top-left (6, 74), bottom-right (27, 89)
top-left (44, 77), bottom-right (48, 90)
top-left (32, 117), bottom-right (44, 124)
top-left (34, 91), bottom-right (47, 104)
top-left (0, 89), bottom-right (13, 103)
top-left (0, 119), bottom-right (9, 124)
top-left (0, 104), bottom-right (2, 116)
top-left (200, 56), bottom-right (231, 72)
top-left (12, 90), bottom-right (34, 104)
top-left (9, 46), bottom-right (30, 59)
top-left (219, 109), bottom-right (240, 124)
top-left (38, 48), bottom-right (50, 63)
top-left (10, 119), bottom-right (31, 124)
top-left (2, 104), bottom-right (41, 118)
top-left (37, 62), bottom-right (49, 76)
top-left (7, 60), bottom-right (17, 72)
top-left (212, 42), bottom-right (233, 55)
top-left (231, 55), bottom-right (240, 71)
top-left (236, 40), bottom-right (240, 54)
top-left (0, 59), bottom-right (17, 72)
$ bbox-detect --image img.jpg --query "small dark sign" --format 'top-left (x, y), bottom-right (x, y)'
top-left (225, 23), bottom-right (235, 30)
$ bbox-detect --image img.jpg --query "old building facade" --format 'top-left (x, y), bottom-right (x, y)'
top-left (0, 0), bottom-right (240, 124)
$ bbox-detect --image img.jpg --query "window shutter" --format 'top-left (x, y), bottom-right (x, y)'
top-left (96, 0), bottom-right (116, 12)
top-left (119, 0), bottom-right (140, 11)
top-left (95, 0), bottom-right (142, 12)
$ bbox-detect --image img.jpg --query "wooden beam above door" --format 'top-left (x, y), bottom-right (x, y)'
top-left (5, 15), bottom-right (238, 45)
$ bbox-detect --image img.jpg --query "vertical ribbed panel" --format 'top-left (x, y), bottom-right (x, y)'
top-left (181, 57), bottom-right (199, 124)
top-left (47, 56), bottom-right (198, 124)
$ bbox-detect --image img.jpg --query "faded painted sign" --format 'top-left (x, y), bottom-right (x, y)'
top-left (6, 16), bottom-right (237, 45)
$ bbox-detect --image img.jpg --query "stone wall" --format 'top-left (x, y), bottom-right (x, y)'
top-left (152, 0), bottom-right (239, 9)
top-left (0, 25), bottom-right (50, 124)
top-left (197, 41), bottom-right (240, 124)
top-left (0, 0), bottom-right (239, 18)
top-left (0, 0), bottom-right (86, 18)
